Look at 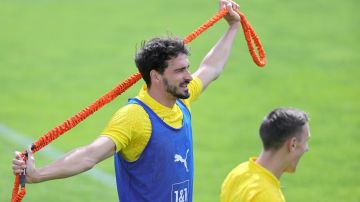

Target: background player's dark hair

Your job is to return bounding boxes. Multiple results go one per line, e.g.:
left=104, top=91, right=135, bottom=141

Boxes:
left=259, top=108, right=309, bottom=150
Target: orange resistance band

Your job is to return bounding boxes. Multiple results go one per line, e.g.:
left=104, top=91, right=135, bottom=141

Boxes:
left=11, top=7, right=266, bottom=202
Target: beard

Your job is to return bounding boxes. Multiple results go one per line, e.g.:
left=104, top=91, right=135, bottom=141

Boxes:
left=163, top=77, right=190, bottom=99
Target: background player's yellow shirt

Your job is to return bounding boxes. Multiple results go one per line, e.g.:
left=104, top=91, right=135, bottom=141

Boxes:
left=101, top=77, right=202, bottom=162
left=221, top=157, right=286, bottom=202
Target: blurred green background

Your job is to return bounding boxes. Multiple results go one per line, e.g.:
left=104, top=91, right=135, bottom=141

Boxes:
left=1, top=0, right=359, bottom=201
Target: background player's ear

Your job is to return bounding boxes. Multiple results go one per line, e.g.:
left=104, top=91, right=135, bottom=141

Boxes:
left=287, top=137, right=297, bottom=152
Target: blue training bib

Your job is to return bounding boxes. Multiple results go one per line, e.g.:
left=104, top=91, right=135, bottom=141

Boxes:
left=114, top=98, right=194, bottom=202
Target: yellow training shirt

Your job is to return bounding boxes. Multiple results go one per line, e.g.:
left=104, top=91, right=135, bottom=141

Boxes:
left=101, top=77, right=202, bottom=162
left=221, top=157, right=285, bottom=202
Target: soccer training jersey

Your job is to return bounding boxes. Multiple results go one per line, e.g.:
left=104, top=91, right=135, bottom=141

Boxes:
left=220, top=157, right=286, bottom=202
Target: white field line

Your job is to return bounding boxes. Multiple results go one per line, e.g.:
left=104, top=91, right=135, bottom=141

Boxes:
left=0, top=124, right=115, bottom=188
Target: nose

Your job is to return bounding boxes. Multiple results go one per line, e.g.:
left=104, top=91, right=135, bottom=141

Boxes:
left=185, top=69, right=193, bottom=82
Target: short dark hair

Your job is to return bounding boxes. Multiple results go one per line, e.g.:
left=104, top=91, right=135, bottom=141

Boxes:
left=259, top=108, right=309, bottom=151
left=134, top=37, right=189, bottom=87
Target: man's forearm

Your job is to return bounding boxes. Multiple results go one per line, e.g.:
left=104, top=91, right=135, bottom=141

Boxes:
left=25, top=136, right=116, bottom=183
left=194, top=23, right=240, bottom=89
left=201, top=24, right=240, bottom=72
left=29, top=146, right=96, bottom=183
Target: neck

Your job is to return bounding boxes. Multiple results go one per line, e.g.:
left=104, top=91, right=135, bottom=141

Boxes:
left=147, top=86, right=176, bottom=108
left=256, top=150, right=287, bottom=179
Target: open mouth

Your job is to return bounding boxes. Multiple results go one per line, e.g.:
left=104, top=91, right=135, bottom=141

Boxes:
left=180, top=81, right=189, bottom=89
left=180, top=84, right=188, bottom=91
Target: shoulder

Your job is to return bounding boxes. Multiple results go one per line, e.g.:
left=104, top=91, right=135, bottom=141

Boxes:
left=102, top=102, right=152, bottom=155
left=188, top=76, right=203, bottom=100
left=112, top=103, right=149, bottom=123
left=104, top=103, right=151, bottom=135
left=221, top=162, right=249, bottom=194
left=181, top=77, right=203, bottom=109
left=222, top=162, right=251, bottom=188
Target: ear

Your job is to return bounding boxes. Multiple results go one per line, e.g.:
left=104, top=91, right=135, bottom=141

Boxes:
left=287, top=137, right=297, bottom=152
left=150, top=69, right=161, bottom=83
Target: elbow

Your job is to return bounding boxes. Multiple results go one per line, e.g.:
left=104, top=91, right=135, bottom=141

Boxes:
left=210, top=68, right=223, bottom=82
left=76, top=148, right=97, bottom=172
left=213, top=70, right=222, bottom=80
left=201, top=65, right=224, bottom=81
left=82, top=157, right=97, bottom=171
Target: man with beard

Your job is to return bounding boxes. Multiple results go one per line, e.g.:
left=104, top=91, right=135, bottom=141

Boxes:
left=12, top=0, right=241, bottom=201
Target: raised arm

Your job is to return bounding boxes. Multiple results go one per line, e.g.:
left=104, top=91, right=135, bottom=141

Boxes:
left=192, top=0, right=241, bottom=91
left=12, top=136, right=116, bottom=183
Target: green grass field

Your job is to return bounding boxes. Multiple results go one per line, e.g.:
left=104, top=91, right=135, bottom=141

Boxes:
left=1, top=0, right=359, bottom=201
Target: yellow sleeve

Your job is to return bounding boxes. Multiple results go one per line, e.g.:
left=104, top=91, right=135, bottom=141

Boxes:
left=220, top=171, right=247, bottom=202
left=101, top=104, right=152, bottom=161
left=251, top=190, right=286, bottom=202
left=182, top=76, right=203, bottom=109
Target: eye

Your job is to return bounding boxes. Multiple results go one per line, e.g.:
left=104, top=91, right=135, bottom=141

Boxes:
left=175, top=66, right=188, bottom=73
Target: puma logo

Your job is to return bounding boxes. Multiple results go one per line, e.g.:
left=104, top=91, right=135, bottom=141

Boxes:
left=174, top=149, right=189, bottom=172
